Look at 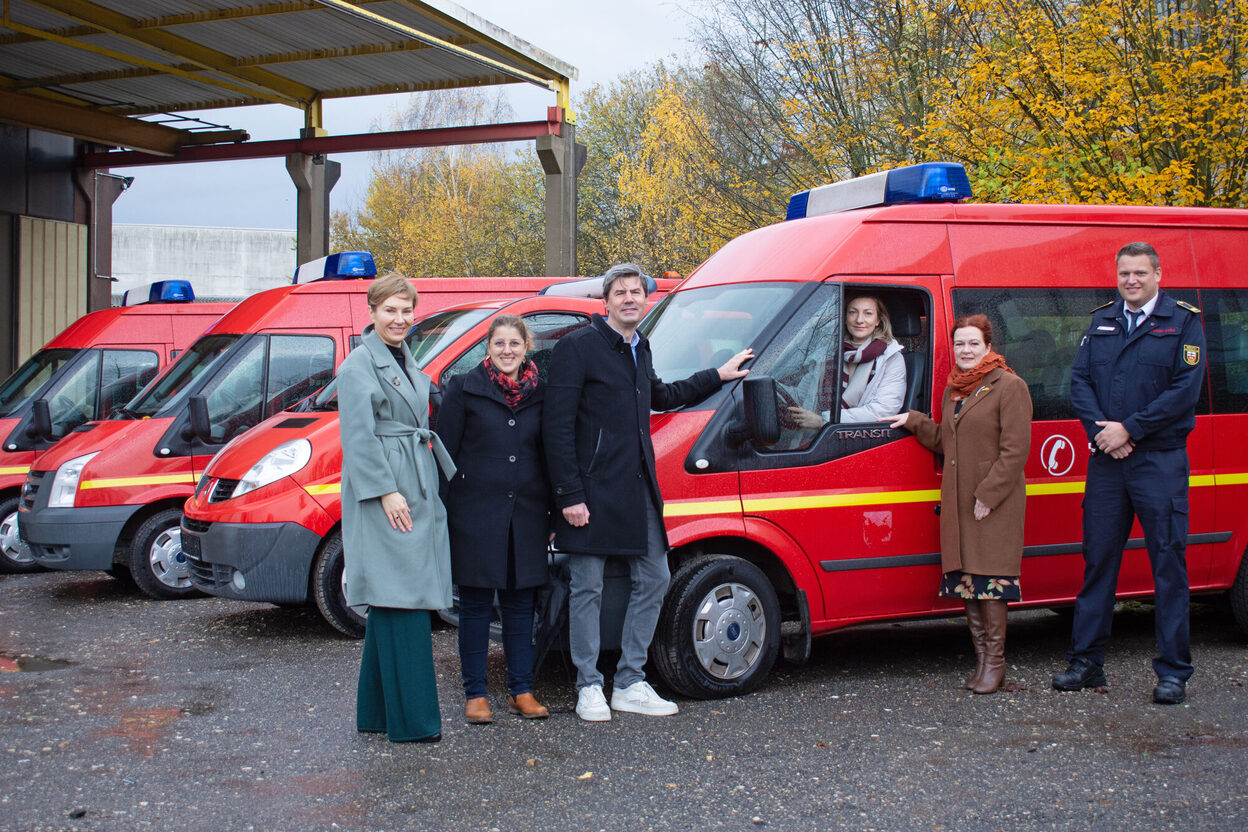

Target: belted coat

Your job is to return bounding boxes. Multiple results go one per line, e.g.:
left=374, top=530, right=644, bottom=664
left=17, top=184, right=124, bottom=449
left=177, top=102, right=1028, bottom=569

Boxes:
left=436, top=362, right=550, bottom=590
left=337, top=326, right=456, bottom=610
left=543, top=314, right=722, bottom=556
left=905, top=366, right=1033, bottom=577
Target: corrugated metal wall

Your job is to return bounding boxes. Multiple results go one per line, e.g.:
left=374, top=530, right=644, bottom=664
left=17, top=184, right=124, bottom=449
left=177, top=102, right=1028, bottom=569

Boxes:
left=16, top=216, right=87, bottom=362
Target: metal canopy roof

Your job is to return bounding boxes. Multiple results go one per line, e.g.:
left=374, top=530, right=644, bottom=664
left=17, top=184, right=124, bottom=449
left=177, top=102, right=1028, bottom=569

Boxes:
left=0, top=0, right=577, bottom=155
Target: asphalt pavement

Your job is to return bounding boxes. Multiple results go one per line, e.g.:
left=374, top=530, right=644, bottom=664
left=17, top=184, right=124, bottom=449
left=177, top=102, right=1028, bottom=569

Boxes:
left=2, top=568, right=1245, bottom=832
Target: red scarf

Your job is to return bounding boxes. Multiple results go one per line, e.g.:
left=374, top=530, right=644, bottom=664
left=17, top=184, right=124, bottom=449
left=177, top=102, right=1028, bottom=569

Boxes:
left=483, top=358, right=538, bottom=408
left=947, top=351, right=1015, bottom=400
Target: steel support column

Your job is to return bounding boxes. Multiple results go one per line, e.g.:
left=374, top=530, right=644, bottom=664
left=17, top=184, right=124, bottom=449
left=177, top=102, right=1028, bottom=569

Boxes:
left=285, top=147, right=340, bottom=266
left=536, top=123, right=585, bottom=278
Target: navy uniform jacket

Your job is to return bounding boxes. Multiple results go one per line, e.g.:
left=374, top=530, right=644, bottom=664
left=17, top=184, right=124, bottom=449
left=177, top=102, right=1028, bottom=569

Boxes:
left=543, top=314, right=722, bottom=556
left=1070, top=289, right=1206, bottom=452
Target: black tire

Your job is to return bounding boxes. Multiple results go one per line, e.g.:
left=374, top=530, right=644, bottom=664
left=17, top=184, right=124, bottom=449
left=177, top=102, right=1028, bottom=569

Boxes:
left=312, top=530, right=365, bottom=638
left=0, top=495, right=41, bottom=574
left=1230, top=549, right=1248, bottom=635
left=653, top=554, right=781, bottom=700
left=127, top=508, right=200, bottom=600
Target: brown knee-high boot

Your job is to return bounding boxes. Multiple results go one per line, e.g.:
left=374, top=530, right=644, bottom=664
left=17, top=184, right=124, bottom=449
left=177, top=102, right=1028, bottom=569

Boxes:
left=971, top=600, right=1008, bottom=694
left=963, top=599, right=987, bottom=689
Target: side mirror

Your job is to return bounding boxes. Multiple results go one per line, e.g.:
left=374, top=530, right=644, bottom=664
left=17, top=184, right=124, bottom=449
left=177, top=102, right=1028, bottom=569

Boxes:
left=186, top=396, right=212, bottom=443
left=28, top=399, right=53, bottom=440
left=742, top=375, right=781, bottom=446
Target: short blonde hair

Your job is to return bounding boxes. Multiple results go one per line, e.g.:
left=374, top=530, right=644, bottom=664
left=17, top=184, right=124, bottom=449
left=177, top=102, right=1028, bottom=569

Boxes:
left=367, top=272, right=417, bottom=309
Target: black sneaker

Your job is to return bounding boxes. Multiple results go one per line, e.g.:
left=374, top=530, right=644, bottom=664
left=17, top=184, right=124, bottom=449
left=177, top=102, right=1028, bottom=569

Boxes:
left=1152, top=676, right=1186, bottom=705
left=1052, top=658, right=1107, bottom=691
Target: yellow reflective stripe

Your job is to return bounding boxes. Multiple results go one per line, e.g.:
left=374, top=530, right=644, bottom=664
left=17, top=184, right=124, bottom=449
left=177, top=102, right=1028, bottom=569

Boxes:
left=0, top=466, right=30, bottom=476
left=1026, top=481, right=1084, bottom=496
left=666, top=471, right=1242, bottom=519
left=305, top=483, right=340, bottom=496
left=79, top=473, right=197, bottom=490
left=664, top=499, right=740, bottom=518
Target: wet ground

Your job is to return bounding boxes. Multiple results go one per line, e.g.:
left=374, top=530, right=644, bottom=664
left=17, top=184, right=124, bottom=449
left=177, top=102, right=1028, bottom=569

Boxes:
left=1, top=569, right=1245, bottom=832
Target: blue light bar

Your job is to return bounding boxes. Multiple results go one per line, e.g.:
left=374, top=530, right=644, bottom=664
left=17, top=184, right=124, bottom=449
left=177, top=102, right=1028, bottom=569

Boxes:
left=786, top=162, right=973, bottom=220
left=121, top=280, right=195, bottom=306
left=292, top=251, right=378, bottom=284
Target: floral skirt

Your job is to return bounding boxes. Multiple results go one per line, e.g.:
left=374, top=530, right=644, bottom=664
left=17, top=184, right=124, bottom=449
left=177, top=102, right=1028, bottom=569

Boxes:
left=939, top=571, right=1021, bottom=601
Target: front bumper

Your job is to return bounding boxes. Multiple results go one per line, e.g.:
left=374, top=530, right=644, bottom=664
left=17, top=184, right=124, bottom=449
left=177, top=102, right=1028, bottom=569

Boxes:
left=182, top=517, right=322, bottom=604
left=19, top=472, right=139, bottom=571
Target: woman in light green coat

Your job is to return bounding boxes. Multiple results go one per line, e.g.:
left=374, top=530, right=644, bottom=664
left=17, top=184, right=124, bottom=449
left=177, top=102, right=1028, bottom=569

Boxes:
left=337, top=272, right=455, bottom=743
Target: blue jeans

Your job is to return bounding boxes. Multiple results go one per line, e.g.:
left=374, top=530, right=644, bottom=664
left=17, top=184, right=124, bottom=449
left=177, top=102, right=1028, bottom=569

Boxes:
left=568, top=499, right=669, bottom=690
left=457, top=585, right=537, bottom=699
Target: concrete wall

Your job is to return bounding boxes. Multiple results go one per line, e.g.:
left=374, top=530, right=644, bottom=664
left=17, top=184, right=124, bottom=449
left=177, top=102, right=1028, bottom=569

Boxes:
left=111, top=224, right=297, bottom=303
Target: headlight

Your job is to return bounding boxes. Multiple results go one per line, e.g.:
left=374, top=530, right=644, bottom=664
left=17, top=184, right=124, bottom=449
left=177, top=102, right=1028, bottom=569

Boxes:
left=231, top=439, right=312, bottom=499
left=48, top=452, right=100, bottom=508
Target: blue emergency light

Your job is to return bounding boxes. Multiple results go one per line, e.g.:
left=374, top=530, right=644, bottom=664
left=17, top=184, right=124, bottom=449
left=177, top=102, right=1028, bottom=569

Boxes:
left=786, top=162, right=973, bottom=220
left=121, top=279, right=195, bottom=306
left=292, top=251, right=377, bottom=284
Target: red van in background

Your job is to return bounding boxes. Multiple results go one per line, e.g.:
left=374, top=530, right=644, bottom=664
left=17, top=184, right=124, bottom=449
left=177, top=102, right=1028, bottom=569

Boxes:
left=18, top=256, right=577, bottom=598
left=0, top=283, right=232, bottom=573
left=181, top=282, right=677, bottom=636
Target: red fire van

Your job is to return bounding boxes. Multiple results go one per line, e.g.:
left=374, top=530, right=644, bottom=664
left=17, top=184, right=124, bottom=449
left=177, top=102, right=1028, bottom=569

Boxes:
left=0, top=283, right=232, bottom=573
left=17, top=257, right=575, bottom=598
left=180, top=285, right=677, bottom=636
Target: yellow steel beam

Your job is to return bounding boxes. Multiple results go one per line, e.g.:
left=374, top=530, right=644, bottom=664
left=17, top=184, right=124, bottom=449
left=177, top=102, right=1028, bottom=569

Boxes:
left=0, top=73, right=102, bottom=107
left=234, top=36, right=474, bottom=68
left=1, top=16, right=299, bottom=107
left=312, top=0, right=559, bottom=91
left=305, top=96, right=323, bottom=133
left=397, top=0, right=573, bottom=84
left=135, top=0, right=391, bottom=29
left=25, top=0, right=316, bottom=104
left=0, top=88, right=186, bottom=154
left=0, top=23, right=97, bottom=47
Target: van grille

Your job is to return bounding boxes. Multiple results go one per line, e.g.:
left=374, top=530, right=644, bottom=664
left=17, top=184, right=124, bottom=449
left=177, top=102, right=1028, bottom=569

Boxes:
left=186, top=556, right=231, bottom=590
left=181, top=516, right=211, bottom=534
left=20, top=472, right=44, bottom=510
left=208, top=479, right=239, bottom=503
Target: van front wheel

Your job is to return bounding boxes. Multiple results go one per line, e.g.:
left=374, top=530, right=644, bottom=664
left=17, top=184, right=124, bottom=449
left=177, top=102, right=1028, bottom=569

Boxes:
left=653, top=555, right=781, bottom=700
left=312, top=531, right=365, bottom=638
left=0, top=496, right=40, bottom=574
left=1230, top=548, right=1248, bottom=635
left=128, top=508, right=200, bottom=600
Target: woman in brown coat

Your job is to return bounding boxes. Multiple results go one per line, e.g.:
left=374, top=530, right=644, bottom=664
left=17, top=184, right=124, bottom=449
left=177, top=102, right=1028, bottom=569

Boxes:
left=888, top=314, right=1032, bottom=693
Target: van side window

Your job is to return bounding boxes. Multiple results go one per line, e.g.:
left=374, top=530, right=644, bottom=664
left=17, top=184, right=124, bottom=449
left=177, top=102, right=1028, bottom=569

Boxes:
left=266, top=335, right=336, bottom=416
left=1204, top=289, right=1248, bottom=413
left=99, top=349, right=158, bottom=418
left=952, top=288, right=1208, bottom=421
left=750, top=285, right=929, bottom=453
left=438, top=313, right=590, bottom=386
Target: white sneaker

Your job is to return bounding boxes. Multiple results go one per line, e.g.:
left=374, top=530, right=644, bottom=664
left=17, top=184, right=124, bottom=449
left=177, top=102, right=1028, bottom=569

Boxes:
left=610, top=681, right=679, bottom=716
left=576, top=684, right=611, bottom=722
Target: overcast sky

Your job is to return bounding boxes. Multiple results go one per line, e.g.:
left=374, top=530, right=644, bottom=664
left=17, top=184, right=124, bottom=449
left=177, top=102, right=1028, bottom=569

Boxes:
left=112, top=0, right=696, bottom=230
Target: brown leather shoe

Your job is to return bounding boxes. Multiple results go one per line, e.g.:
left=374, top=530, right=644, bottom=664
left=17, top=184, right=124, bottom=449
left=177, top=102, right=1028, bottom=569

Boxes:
left=507, top=692, right=549, bottom=719
left=465, top=697, right=493, bottom=724
left=963, top=599, right=987, bottom=690
left=971, top=600, right=1008, bottom=695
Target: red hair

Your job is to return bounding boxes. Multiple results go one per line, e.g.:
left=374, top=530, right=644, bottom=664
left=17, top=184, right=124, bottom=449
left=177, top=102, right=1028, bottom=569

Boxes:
left=951, top=314, right=993, bottom=346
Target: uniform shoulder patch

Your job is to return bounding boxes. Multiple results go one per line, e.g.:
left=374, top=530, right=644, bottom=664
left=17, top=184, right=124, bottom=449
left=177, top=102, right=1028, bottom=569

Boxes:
left=1183, top=345, right=1201, bottom=365
left=1091, top=300, right=1115, bottom=313
left=1176, top=300, right=1201, bottom=313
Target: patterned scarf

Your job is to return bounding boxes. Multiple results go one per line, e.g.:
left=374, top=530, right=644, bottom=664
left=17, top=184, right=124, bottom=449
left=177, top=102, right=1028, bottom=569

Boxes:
left=947, top=351, right=1015, bottom=401
left=483, top=357, right=539, bottom=408
left=841, top=338, right=888, bottom=410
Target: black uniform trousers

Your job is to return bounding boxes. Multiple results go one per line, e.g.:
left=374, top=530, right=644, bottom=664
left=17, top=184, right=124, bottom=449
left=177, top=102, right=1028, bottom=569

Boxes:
left=1070, top=448, right=1193, bottom=681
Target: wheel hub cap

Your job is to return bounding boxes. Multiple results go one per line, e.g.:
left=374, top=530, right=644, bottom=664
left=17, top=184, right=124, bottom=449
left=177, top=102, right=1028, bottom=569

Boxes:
left=1, top=510, right=34, bottom=565
left=692, top=581, right=766, bottom=680
left=149, top=527, right=190, bottom=588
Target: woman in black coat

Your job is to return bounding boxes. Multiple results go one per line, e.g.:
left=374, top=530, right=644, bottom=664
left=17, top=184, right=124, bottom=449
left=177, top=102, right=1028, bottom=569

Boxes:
left=436, top=315, right=551, bottom=724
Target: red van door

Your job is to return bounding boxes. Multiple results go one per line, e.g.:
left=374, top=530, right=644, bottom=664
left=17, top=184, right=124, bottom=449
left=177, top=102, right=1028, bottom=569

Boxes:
left=737, top=278, right=943, bottom=626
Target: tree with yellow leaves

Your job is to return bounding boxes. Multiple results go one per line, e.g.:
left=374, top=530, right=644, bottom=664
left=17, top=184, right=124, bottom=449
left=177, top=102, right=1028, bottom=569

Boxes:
left=919, top=0, right=1248, bottom=206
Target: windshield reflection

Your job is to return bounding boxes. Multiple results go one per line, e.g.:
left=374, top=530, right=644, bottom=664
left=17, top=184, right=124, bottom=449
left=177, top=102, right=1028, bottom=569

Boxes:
left=128, top=334, right=241, bottom=418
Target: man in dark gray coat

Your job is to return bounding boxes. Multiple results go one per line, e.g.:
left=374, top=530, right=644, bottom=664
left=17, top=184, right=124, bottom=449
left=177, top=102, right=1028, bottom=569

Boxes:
left=544, top=264, right=751, bottom=721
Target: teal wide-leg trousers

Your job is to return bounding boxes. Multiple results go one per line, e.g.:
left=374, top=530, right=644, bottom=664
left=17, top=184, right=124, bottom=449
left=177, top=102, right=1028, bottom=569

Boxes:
left=356, top=607, right=442, bottom=742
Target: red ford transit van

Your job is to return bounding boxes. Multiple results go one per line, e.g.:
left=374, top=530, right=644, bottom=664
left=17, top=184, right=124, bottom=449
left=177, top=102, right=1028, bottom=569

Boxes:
left=0, top=283, right=231, bottom=573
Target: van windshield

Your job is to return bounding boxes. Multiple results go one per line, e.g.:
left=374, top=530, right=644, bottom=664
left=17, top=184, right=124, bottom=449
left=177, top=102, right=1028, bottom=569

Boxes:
left=640, top=283, right=801, bottom=382
left=409, top=308, right=494, bottom=368
left=127, top=334, right=241, bottom=418
left=0, top=348, right=78, bottom=417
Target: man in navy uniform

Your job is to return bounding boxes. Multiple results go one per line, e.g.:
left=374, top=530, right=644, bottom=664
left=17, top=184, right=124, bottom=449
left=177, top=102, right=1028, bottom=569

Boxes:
left=1053, top=242, right=1206, bottom=704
